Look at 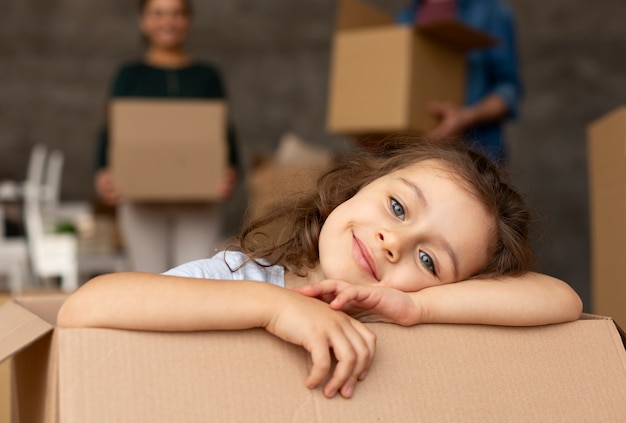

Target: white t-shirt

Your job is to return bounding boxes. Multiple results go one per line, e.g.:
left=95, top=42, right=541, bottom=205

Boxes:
left=163, top=250, right=285, bottom=288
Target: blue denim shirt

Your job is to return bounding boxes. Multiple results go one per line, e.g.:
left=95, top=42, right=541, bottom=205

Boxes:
left=397, top=0, right=522, bottom=163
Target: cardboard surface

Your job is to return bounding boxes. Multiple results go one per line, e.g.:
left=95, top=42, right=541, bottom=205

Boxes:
left=0, top=294, right=11, bottom=423
left=110, top=99, right=227, bottom=202
left=326, top=0, right=490, bottom=135
left=246, top=163, right=327, bottom=247
left=587, top=106, right=626, bottom=326
left=2, top=296, right=626, bottom=422
left=246, top=132, right=331, bottom=227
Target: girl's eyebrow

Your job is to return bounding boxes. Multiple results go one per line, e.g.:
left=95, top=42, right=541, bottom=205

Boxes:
left=399, top=177, right=428, bottom=209
left=399, top=177, right=459, bottom=280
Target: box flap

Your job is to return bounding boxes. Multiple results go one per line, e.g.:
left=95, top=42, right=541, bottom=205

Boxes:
left=0, top=300, right=53, bottom=363
left=580, top=313, right=626, bottom=346
left=418, top=19, right=496, bottom=50
left=335, top=0, right=393, bottom=30
left=14, top=294, right=68, bottom=325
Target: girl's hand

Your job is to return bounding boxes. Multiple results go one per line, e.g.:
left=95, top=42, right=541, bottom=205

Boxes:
left=265, top=291, right=376, bottom=399
left=298, top=280, right=423, bottom=327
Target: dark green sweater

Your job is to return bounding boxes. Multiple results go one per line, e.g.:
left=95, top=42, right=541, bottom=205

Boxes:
left=96, top=61, right=239, bottom=170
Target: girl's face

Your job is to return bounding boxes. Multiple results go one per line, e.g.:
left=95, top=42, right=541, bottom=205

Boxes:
left=139, top=0, right=191, bottom=50
left=317, top=159, right=494, bottom=291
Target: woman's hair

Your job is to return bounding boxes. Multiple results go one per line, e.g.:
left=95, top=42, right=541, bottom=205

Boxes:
left=238, top=135, right=533, bottom=279
left=138, top=0, right=193, bottom=16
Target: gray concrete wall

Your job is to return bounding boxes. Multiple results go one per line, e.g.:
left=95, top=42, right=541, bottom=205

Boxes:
left=2, top=0, right=625, bottom=310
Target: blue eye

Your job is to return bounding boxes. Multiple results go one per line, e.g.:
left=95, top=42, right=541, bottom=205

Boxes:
left=419, top=251, right=436, bottom=274
left=390, top=198, right=405, bottom=220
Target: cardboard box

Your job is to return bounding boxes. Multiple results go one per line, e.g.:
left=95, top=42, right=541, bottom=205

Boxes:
left=0, top=293, right=11, bottom=423
left=2, top=295, right=626, bottom=422
left=587, top=106, right=626, bottom=326
left=245, top=132, right=332, bottom=238
left=247, top=163, right=323, bottom=221
left=110, top=99, right=227, bottom=202
left=246, top=162, right=327, bottom=248
left=326, top=0, right=494, bottom=135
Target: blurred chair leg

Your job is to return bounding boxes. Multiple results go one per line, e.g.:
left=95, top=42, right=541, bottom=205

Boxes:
left=61, top=264, right=79, bottom=293
left=8, top=263, right=22, bottom=294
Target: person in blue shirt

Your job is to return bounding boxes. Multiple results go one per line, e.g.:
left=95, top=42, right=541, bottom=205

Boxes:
left=397, top=0, right=522, bottom=164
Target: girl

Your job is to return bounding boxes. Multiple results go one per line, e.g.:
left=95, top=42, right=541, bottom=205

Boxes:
left=59, top=137, right=582, bottom=400
left=94, top=0, right=239, bottom=273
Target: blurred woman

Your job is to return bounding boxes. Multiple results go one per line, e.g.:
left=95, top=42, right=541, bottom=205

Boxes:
left=95, top=0, right=240, bottom=273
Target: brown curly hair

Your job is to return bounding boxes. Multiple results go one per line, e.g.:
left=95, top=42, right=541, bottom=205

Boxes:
left=238, top=135, right=533, bottom=280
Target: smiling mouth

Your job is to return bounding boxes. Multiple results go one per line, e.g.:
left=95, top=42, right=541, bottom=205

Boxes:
left=352, top=235, right=379, bottom=281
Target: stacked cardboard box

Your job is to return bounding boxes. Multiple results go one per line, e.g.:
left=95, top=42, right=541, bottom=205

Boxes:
left=2, top=295, right=626, bottom=422
left=587, top=106, right=626, bottom=326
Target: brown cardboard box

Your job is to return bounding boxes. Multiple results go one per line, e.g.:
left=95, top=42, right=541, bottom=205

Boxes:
left=246, top=162, right=327, bottom=247
left=110, top=99, right=227, bottom=202
left=587, top=106, right=626, bottom=326
left=2, top=295, right=626, bottom=422
left=247, top=164, right=323, bottom=220
left=0, top=293, right=11, bottom=423
left=245, top=132, right=332, bottom=234
left=326, top=0, right=494, bottom=135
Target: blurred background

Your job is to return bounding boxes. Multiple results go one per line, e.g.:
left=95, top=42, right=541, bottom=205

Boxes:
left=1, top=0, right=625, bottom=310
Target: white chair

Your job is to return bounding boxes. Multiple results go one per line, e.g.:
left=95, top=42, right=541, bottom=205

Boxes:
left=41, top=149, right=93, bottom=228
left=0, top=205, right=31, bottom=293
left=0, top=144, right=46, bottom=293
left=0, top=143, right=48, bottom=203
left=22, top=182, right=79, bottom=292
left=42, top=148, right=63, bottom=207
left=2, top=144, right=125, bottom=292
left=39, top=148, right=128, bottom=283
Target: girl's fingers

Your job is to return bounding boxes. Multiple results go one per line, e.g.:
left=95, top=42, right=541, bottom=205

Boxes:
left=322, top=337, right=356, bottom=398
left=325, top=323, right=376, bottom=398
left=329, top=287, right=360, bottom=310
left=305, top=340, right=332, bottom=390
left=296, top=284, right=322, bottom=296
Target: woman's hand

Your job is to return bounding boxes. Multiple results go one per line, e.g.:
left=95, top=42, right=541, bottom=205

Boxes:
left=426, top=101, right=472, bottom=140
left=217, top=166, right=237, bottom=199
left=426, top=94, right=509, bottom=140
left=298, top=280, right=424, bottom=327
left=265, top=291, right=376, bottom=399
left=94, top=168, right=121, bottom=205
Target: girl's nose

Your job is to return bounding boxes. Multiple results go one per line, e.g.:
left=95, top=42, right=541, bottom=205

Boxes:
left=377, top=230, right=401, bottom=263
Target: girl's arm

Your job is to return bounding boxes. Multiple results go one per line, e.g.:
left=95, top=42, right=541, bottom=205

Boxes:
left=298, top=272, right=583, bottom=327
left=58, top=272, right=376, bottom=399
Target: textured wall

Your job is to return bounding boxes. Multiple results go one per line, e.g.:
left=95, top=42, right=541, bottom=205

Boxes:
left=1, top=0, right=625, bottom=309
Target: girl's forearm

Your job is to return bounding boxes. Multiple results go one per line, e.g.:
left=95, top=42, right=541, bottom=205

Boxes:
left=412, top=272, right=583, bottom=326
left=57, top=272, right=284, bottom=331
